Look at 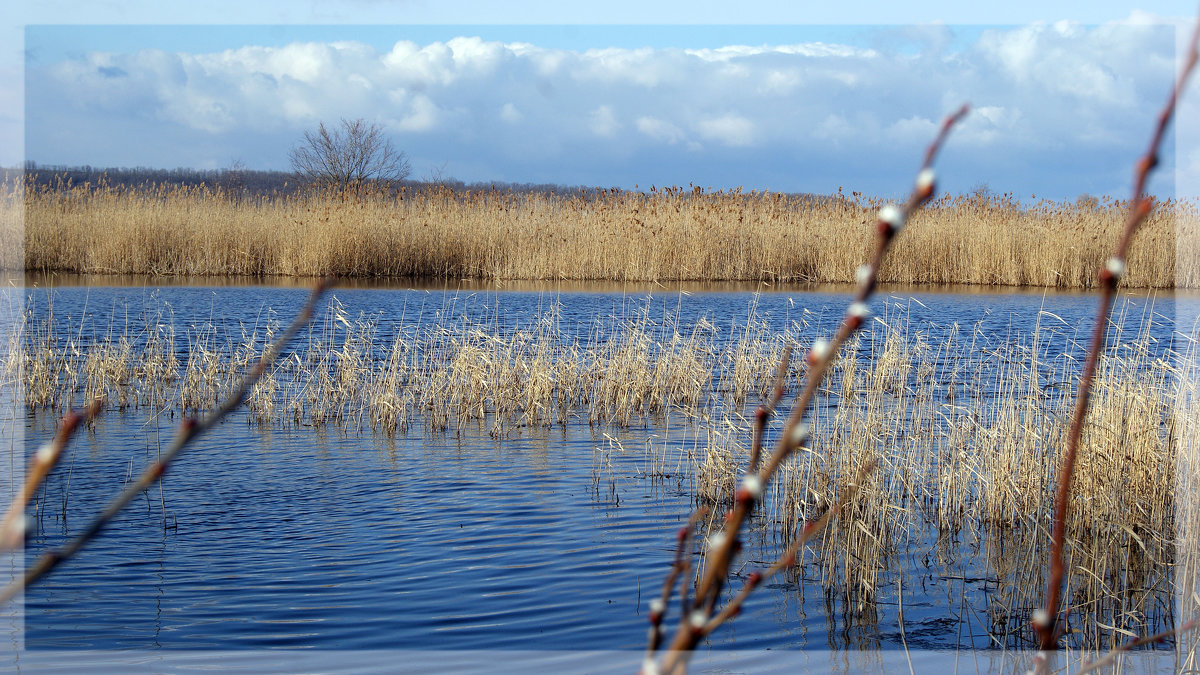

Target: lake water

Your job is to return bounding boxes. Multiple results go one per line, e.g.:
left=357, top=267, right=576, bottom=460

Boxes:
left=5, top=279, right=1198, bottom=672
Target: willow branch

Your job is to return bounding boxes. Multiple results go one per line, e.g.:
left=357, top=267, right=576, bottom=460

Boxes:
left=644, top=506, right=708, bottom=661
left=1076, top=617, right=1199, bottom=675
left=0, top=398, right=103, bottom=551
left=1035, top=18, right=1200, bottom=654
left=0, top=278, right=332, bottom=605
left=748, top=346, right=791, bottom=474
left=653, top=104, right=969, bottom=674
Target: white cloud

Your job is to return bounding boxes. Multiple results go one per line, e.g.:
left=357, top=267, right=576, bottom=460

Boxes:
left=636, top=117, right=686, bottom=144
left=25, top=18, right=1185, bottom=199
left=760, top=69, right=802, bottom=95
left=885, top=116, right=938, bottom=145
left=391, top=93, right=439, bottom=132
left=973, top=20, right=1164, bottom=108
left=589, top=105, right=619, bottom=137
left=815, top=114, right=853, bottom=141
left=694, top=115, right=756, bottom=147
left=575, top=46, right=666, bottom=88
left=500, top=102, right=522, bottom=124
left=684, top=43, right=877, bottom=62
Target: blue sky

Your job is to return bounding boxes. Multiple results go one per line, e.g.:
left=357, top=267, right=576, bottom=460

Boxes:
left=5, top=2, right=1199, bottom=200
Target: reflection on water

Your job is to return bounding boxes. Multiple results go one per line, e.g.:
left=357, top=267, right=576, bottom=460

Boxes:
left=7, top=282, right=1198, bottom=661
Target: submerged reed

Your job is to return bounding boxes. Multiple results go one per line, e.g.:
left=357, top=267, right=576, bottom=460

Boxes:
left=7, top=268, right=1193, bottom=659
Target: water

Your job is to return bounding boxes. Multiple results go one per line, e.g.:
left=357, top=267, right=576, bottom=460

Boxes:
left=6, top=280, right=1198, bottom=671
left=23, top=422, right=680, bottom=651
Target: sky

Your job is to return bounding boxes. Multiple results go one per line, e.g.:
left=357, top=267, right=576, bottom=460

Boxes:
left=5, top=2, right=1200, bottom=201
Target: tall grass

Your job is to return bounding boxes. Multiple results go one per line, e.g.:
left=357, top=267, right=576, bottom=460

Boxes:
left=1, top=177, right=19, bottom=275
left=20, top=177, right=1194, bottom=288
left=14, top=294, right=743, bottom=434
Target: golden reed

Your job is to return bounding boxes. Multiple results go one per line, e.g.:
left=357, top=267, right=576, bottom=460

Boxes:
left=19, top=178, right=1195, bottom=288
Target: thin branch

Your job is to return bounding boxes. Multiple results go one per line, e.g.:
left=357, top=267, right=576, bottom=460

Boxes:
left=1076, top=617, right=1199, bottom=675
left=748, top=346, right=791, bottom=474
left=0, top=398, right=103, bottom=551
left=652, top=104, right=969, bottom=674
left=697, top=459, right=877, bottom=638
left=644, top=506, right=708, bottom=660
left=0, top=278, right=333, bottom=605
left=1035, top=17, right=1200, bottom=654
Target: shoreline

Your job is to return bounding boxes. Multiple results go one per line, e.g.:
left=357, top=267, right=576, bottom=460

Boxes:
left=14, top=271, right=1199, bottom=298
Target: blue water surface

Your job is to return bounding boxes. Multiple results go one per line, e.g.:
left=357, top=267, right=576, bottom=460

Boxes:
left=10, top=279, right=1197, bottom=665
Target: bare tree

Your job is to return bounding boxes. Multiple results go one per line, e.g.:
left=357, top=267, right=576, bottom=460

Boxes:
left=289, top=118, right=411, bottom=192
left=220, top=158, right=247, bottom=201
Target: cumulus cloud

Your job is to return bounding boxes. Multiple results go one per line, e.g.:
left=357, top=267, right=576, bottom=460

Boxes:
left=636, top=116, right=685, bottom=144
left=694, top=114, right=756, bottom=147
left=25, top=18, right=1185, bottom=199
left=500, top=102, right=522, bottom=124
left=589, top=105, right=619, bottom=137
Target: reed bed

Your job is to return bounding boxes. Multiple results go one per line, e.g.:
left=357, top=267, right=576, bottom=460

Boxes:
left=11, top=289, right=1188, bottom=651
left=1, top=179, right=20, bottom=274
left=1178, top=333, right=1200, bottom=669
left=679, top=296, right=1186, bottom=655
left=19, top=177, right=1194, bottom=288
left=15, top=294, right=731, bottom=436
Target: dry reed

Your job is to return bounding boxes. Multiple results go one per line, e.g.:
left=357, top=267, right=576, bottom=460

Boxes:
left=1179, top=343, right=1200, bottom=671
left=19, top=176, right=1193, bottom=288
left=686, top=303, right=1189, bottom=654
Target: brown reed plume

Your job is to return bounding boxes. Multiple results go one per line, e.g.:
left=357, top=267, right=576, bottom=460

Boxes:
left=0, top=278, right=332, bottom=605
left=1033, top=14, right=1200, bottom=664
left=643, top=104, right=968, bottom=675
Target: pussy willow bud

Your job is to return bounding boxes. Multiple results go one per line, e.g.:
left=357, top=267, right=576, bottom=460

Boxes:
left=878, top=204, right=905, bottom=233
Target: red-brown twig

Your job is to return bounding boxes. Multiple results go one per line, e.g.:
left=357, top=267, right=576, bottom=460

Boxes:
left=647, top=104, right=968, bottom=675
left=696, top=458, right=877, bottom=640
left=0, top=277, right=332, bottom=605
left=644, top=506, right=708, bottom=663
left=747, top=346, right=791, bottom=474
left=1034, top=17, right=1200, bottom=659
left=1076, top=617, right=1199, bottom=675
left=0, top=398, right=104, bottom=551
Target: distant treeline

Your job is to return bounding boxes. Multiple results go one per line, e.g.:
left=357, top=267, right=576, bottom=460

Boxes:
left=12, top=162, right=300, bottom=197
left=7, top=162, right=723, bottom=201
